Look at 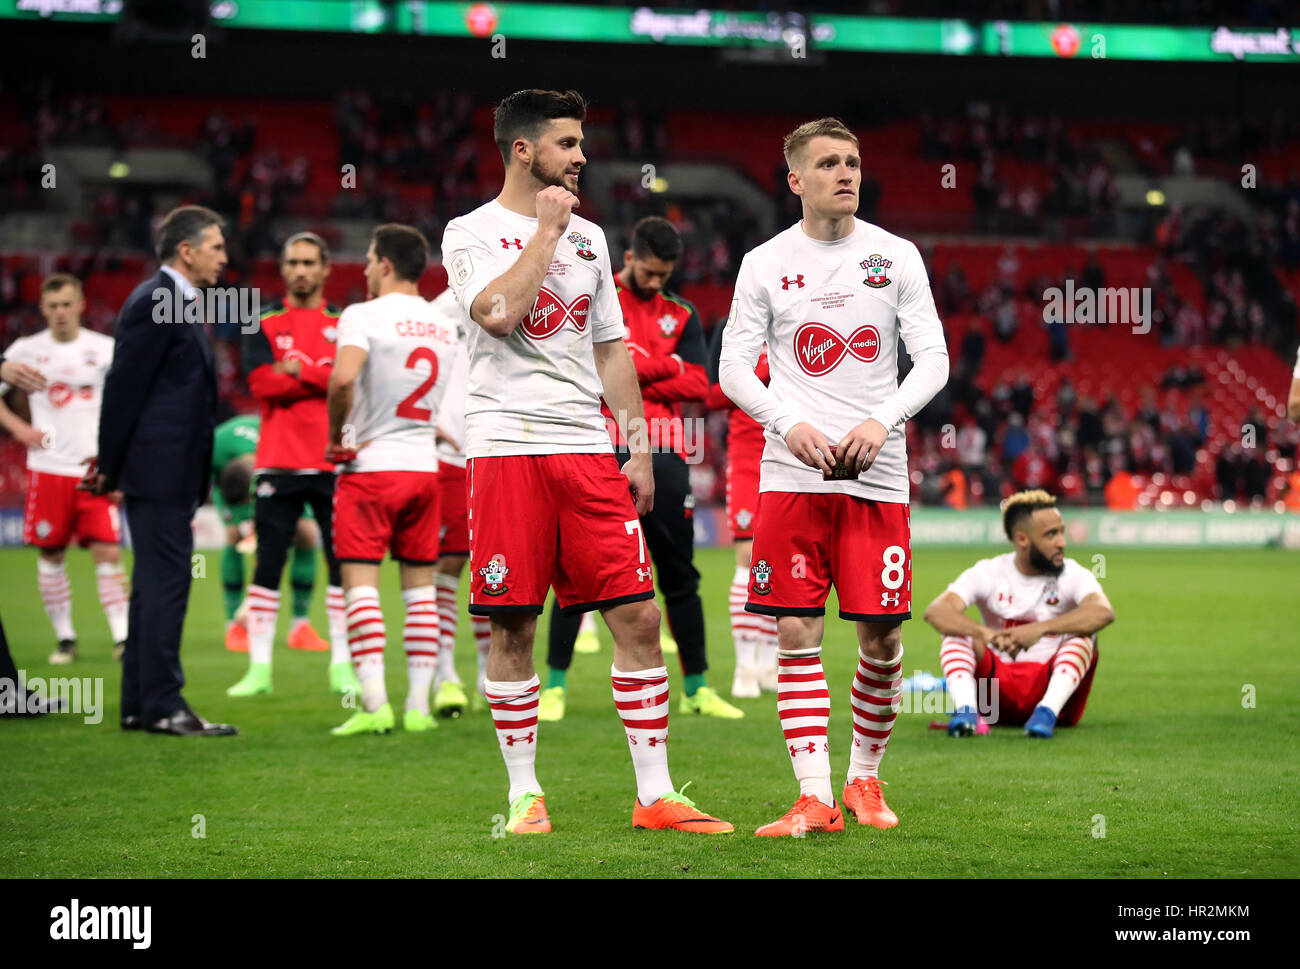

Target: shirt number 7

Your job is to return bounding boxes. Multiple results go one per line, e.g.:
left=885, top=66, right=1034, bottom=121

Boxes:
left=624, top=519, right=645, bottom=563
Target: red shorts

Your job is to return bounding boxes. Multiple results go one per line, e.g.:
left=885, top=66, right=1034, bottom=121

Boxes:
left=333, top=470, right=441, bottom=564
left=747, top=491, right=911, bottom=622
left=437, top=463, right=469, bottom=558
left=24, top=470, right=121, bottom=548
left=725, top=452, right=761, bottom=541
left=977, top=640, right=1099, bottom=727
left=467, top=453, right=655, bottom=616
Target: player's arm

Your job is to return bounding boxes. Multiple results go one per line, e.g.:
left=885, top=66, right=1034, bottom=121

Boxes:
left=1288, top=371, right=1300, bottom=422
left=1030, top=591, right=1115, bottom=638
left=719, top=256, right=834, bottom=474
left=593, top=338, right=654, bottom=516
left=923, top=591, right=998, bottom=648
left=837, top=241, right=950, bottom=474
left=0, top=391, right=43, bottom=447
left=242, top=319, right=313, bottom=402
left=466, top=188, right=578, bottom=338
left=326, top=344, right=367, bottom=452
left=641, top=300, right=709, bottom=404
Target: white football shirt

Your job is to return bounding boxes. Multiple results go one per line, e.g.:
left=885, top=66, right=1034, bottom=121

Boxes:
left=0, top=328, right=114, bottom=477
left=430, top=288, right=468, bottom=470
left=440, top=200, right=625, bottom=457
left=719, top=219, right=948, bottom=502
left=335, top=292, right=458, bottom=474
left=945, top=552, right=1106, bottom=664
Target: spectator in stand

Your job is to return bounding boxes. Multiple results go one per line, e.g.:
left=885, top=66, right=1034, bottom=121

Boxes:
left=1104, top=466, right=1140, bottom=510
left=1215, top=443, right=1243, bottom=501
left=1002, top=412, right=1030, bottom=464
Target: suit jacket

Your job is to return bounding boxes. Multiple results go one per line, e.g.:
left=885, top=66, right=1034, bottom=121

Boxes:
left=98, top=269, right=218, bottom=507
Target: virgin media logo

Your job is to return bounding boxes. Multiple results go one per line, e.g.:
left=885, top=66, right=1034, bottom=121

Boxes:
left=793, top=322, right=880, bottom=376
left=523, top=287, right=591, bottom=339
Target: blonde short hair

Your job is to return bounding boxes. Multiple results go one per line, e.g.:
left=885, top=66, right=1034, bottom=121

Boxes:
left=782, top=118, right=859, bottom=170
left=1001, top=489, right=1059, bottom=541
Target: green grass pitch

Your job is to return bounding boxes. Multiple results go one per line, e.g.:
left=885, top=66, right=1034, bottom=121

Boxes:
left=0, top=544, right=1295, bottom=878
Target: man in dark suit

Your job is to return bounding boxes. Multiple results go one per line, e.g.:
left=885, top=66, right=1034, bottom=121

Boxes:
left=86, top=205, right=237, bottom=736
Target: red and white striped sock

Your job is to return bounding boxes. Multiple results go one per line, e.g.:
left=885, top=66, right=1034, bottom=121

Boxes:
left=1041, top=636, right=1095, bottom=715
left=940, top=635, right=979, bottom=711
left=245, top=584, right=279, bottom=666
left=611, top=665, right=674, bottom=804
left=94, top=562, right=129, bottom=643
left=729, top=566, right=758, bottom=672
left=326, top=585, right=349, bottom=665
left=472, top=613, right=491, bottom=692
left=434, top=573, right=461, bottom=684
left=401, top=586, right=438, bottom=715
left=484, top=675, right=542, bottom=801
left=37, top=558, right=75, bottom=641
left=777, top=647, right=833, bottom=806
left=345, top=585, right=387, bottom=712
left=847, top=647, right=903, bottom=781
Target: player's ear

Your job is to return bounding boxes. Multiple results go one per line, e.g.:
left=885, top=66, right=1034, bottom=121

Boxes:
left=787, top=167, right=803, bottom=197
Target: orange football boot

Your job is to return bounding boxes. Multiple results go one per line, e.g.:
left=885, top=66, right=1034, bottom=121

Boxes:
left=506, top=793, right=551, bottom=834
left=633, top=785, right=734, bottom=834
left=225, top=621, right=249, bottom=653
left=754, top=794, right=844, bottom=837
left=842, top=777, right=899, bottom=829
left=287, top=620, right=329, bottom=651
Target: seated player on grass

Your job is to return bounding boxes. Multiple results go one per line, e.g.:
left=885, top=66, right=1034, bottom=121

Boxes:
left=923, top=489, right=1115, bottom=738
left=212, top=417, right=343, bottom=684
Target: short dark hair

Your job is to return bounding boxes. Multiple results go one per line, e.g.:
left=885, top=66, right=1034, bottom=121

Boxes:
left=281, top=231, right=330, bottom=265
left=493, top=89, right=587, bottom=166
left=156, top=205, right=224, bottom=262
left=630, top=217, right=682, bottom=262
left=371, top=223, right=429, bottom=283
left=40, top=272, right=82, bottom=296
left=1001, top=489, right=1058, bottom=542
left=218, top=456, right=254, bottom=507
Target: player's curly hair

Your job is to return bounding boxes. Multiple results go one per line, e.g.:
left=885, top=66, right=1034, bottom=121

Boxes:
left=219, top=457, right=254, bottom=507
left=782, top=118, right=859, bottom=170
left=1001, top=489, right=1058, bottom=541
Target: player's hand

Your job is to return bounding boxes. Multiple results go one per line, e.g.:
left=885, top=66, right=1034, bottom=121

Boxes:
left=325, top=443, right=358, bottom=464
left=15, top=425, right=46, bottom=448
left=535, top=185, right=580, bottom=238
left=275, top=358, right=302, bottom=377
left=0, top=359, right=46, bottom=393
left=973, top=625, right=999, bottom=649
left=622, top=453, right=655, bottom=516
left=784, top=422, right=836, bottom=475
left=434, top=424, right=461, bottom=453
left=78, top=457, right=111, bottom=496
left=991, top=624, right=1039, bottom=657
left=836, top=418, right=889, bottom=475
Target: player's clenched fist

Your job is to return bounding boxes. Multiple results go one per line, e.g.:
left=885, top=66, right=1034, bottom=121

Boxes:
left=621, top=453, right=655, bottom=516
left=784, top=421, right=836, bottom=475
left=536, top=186, right=579, bottom=237
left=836, top=418, right=889, bottom=475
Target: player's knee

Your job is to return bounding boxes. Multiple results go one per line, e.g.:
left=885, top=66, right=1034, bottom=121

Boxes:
left=858, top=621, right=902, bottom=660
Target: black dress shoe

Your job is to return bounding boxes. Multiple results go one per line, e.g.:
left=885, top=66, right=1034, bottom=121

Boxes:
left=121, top=714, right=143, bottom=730
left=145, top=708, right=238, bottom=737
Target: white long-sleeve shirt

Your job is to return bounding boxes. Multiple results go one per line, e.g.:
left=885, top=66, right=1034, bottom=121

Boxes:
left=719, top=218, right=948, bottom=502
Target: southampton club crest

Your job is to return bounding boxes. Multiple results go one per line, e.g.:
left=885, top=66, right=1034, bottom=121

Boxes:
left=658, top=313, right=678, bottom=337
left=1045, top=580, right=1060, bottom=606
left=861, top=253, right=892, bottom=288
left=750, top=558, right=773, bottom=596
left=478, top=556, right=510, bottom=596
left=567, top=231, right=596, bottom=261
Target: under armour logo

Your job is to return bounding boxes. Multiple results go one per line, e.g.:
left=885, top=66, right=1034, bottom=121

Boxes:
left=997, top=592, right=1014, bottom=604
left=880, top=592, right=900, bottom=607
left=789, top=742, right=818, bottom=756
left=647, top=735, right=667, bottom=747
left=504, top=731, right=535, bottom=746
left=781, top=275, right=805, bottom=290
left=636, top=567, right=652, bottom=582
left=500, top=238, right=523, bottom=249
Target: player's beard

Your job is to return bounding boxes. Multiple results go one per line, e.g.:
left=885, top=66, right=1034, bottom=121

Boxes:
left=1028, top=543, right=1065, bottom=576
left=530, top=155, right=575, bottom=192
